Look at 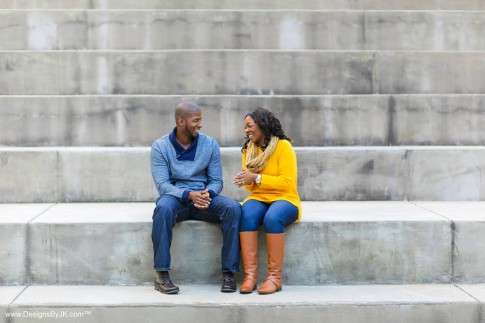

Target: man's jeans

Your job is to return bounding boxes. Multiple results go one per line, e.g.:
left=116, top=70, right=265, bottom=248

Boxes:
left=152, top=194, right=241, bottom=273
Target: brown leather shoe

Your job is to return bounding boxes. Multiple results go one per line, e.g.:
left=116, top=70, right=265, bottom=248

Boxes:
left=154, top=271, right=179, bottom=295
left=239, top=231, right=258, bottom=294
left=258, top=233, right=284, bottom=295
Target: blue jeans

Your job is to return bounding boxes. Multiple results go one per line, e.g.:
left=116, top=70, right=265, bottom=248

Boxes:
left=152, top=194, right=241, bottom=273
left=240, top=199, right=298, bottom=233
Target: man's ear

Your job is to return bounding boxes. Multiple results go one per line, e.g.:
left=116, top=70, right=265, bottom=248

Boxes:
left=175, top=116, right=185, bottom=127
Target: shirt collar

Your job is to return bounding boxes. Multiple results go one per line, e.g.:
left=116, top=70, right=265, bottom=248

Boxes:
left=169, top=128, right=199, bottom=161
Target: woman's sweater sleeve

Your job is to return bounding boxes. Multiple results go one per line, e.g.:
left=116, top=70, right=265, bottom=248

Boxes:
left=259, top=141, right=297, bottom=192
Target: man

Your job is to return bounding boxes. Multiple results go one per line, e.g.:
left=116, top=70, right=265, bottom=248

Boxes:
left=151, top=101, right=241, bottom=294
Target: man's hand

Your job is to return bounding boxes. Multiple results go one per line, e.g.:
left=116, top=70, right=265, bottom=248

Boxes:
left=233, top=170, right=257, bottom=187
left=189, top=189, right=211, bottom=209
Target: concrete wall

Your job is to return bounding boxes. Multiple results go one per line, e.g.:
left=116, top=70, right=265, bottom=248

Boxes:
left=1, top=95, right=484, bottom=147
left=1, top=147, right=485, bottom=202
left=2, top=11, right=485, bottom=50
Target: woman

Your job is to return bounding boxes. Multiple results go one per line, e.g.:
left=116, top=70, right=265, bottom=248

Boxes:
left=233, top=107, right=301, bottom=295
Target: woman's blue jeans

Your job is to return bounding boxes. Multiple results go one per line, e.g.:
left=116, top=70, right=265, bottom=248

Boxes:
left=240, top=199, right=298, bottom=233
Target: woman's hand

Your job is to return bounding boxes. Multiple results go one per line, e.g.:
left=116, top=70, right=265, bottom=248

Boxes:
left=233, top=170, right=258, bottom=187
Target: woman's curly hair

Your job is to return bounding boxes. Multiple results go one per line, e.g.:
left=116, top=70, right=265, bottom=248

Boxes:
left=242, top=107, right=291, bottom=151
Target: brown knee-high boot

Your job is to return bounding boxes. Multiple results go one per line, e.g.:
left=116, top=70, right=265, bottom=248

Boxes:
left=258, top=233, right=284, bottom=294
left=239, top=231, right=258, bottom=294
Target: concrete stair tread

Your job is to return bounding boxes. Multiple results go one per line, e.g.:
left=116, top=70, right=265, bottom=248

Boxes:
left=2, top=51, right=485, bottom=96
left=1, top=201, right=484, bottom=286
left=2, top=202, right=485, bottom=224
left=1, top=284, right=483, bottom=323
left=1, top=94, right=485, bottom=147
left=1, top=146, right=485, bottom=202
left=1, top=0, right=485, bottom=10
left=4, top=284, right=480, bottom=306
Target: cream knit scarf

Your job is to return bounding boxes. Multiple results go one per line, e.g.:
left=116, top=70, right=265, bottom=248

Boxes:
left=245, top=136, right=279, bottom=173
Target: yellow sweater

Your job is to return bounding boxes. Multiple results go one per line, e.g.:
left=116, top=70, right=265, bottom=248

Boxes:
left=241, top=139, right=302, bottom=222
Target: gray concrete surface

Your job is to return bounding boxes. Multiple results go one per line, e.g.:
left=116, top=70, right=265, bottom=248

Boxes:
left=457, top=284, right=485, bottom=323
left=0, top=204, right=53, bottom=285
left=24, top=202, right=452, bottom=285
left=2, top=51, right=485, bottom=95
left=0, top=51, right=373, bottom=95
left=2, top=147, right=485, bottom=202
left=6, top=285, right=480, bottom=323
left=1, top=0, right=485, bottom=9
left=0, top=286, right=26, bottom=323
left=414, top=202, right=485, bottom=283
left=2, top=11, right=485, bottom=50
left=0, top=149, right=59, bottom=203
left=1, top=95, right=484, bottom=147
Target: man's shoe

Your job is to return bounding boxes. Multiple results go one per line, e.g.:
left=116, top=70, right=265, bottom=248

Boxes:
left=220, top=272, right=237, bottom=293
left=154, top=271, right=179, bottom=295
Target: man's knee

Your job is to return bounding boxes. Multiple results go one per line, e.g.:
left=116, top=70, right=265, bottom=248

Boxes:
left=225, top=203, right=242, bottom=222
left=214, top=196, right=241, bottom=219
left=154, top=196, right=180, bottom=222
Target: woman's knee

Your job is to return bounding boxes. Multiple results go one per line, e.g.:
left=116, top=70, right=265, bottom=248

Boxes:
left=262, top=214, right=286, bottom=233
left=263, top=202, right=298, bottom=233
left=240, top=201, right=265, bottom=231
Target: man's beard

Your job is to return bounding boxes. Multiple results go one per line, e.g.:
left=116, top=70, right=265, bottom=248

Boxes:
left=184, top=126, right=197, bottom=139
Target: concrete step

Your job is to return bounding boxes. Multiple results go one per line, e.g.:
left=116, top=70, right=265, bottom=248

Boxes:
left=1, top=284, right=483, bottom=323
left=1, top=95, right=485, bottom=147
left=2, top=202, right=485, bottom=285
left=2, top=10, right=485, bottom=50
left=1, top=51, right=485, bottom=95
left=1, top=0, right=485, bottom=9
left=1, top=146, right=484, bottom=203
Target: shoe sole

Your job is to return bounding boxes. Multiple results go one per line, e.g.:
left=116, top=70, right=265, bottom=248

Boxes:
left=239, top=286, right=257, bottom=294
left=257, top=287, right=282, bottom=295
left=154, top=283, right=179, bottom=295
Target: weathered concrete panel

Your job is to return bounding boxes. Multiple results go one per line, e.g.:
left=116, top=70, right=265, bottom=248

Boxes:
left=58, top=148, right=155, bottom=202
left=2, top=95, right=485, bottom=146
left=0, top=204, right=53, bottom=285
left=3, top=11, right=485, bottom=50
left=297, top=147, right=408, bottom=200
left=376, top=52, right=485, bottom=94
left=8, top=285, right=480, bottom=323
left=0, top=286, right=25, bottom=323
left=0, top=149, right=59, bottom=203
left=1, top=0, right=485, bottom=9
left=28, top=202, right=451, bottom=285
left=0, top=51, right=375, bottom=95
left=407, top=148, right=485, bottom=200
left=1, top=147, right=485, bottom=202
left=415, top=202, right=485, bottom=283
left=0, top=95, right=390, bottom=146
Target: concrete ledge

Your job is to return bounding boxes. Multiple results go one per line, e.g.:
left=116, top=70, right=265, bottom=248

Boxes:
left=0, top=204, right=53, bottom=285
left=23, top=202, right=452, bottom=285
left=2, top=11, right=485, bottom=50
left=1, top=95, right=485, bottom=146
left=2, top=51, right=485, bottom=95
left=5, top=285, right=480, bottom=323
left=1, top=0, right=485, bottom=9
left=0, top=286, right=25, bottom=323
left=414, top=202, right=485, bottom=283
left=1, top=146, right=485, bottom=202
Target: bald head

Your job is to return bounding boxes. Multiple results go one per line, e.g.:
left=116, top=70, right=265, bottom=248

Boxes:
left=174, top=101, right=203, bottom=138
left=175, top=101, right=201, bottom=121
